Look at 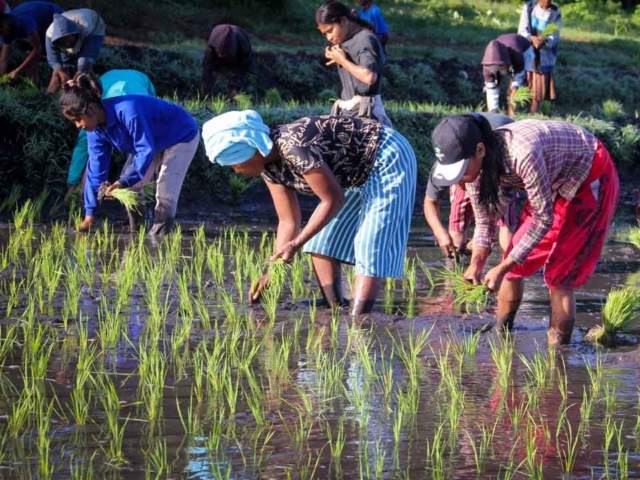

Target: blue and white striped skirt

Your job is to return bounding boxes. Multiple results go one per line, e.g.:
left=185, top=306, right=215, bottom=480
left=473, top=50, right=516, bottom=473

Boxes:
left=303, top=127, right=417, bottom=277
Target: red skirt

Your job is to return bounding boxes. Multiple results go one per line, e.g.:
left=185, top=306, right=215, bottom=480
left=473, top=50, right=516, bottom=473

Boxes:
left=504, top=141, right=619, bottom=289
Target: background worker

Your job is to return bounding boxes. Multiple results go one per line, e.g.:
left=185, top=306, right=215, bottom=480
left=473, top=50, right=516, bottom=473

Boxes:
left=481, top=33, right=530, bottom=116
left=0, top=1, right=63, bottom=82
left=45, top=8, right=105, bottom=93
left=201, top=23, right=253, bottom=98
left=356, top=0, right=389, bottom=60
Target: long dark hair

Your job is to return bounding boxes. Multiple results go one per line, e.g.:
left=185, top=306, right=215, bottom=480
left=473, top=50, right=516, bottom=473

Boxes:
left=471, top=114, right=508, bottom=214
left=59, top=72, right=103, bottom=117
left=315, top=1, right=375, bottom=32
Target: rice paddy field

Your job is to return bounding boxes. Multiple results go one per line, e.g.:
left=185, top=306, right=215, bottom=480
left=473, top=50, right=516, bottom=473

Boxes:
left=0, top=197, right=639, bottom=479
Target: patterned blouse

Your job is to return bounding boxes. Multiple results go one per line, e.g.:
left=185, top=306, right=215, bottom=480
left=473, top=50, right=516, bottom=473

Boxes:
left=467, top=119, right=598, bottom=264
left=262, top=115, right=383, bottom=195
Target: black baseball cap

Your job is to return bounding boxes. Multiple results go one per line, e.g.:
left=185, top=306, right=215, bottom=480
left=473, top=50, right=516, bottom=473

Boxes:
left=431, top=115, right=483, bottom=188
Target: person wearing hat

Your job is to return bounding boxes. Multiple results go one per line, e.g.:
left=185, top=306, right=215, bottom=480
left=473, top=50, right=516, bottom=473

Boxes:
left=202, top=110, right=417, bottom=316
left=0, top=1, right=63, bottom=82
left=202, top=24, right=253, bottom=98
left=423, top=112, right=518, bottom=258
left=431, top=114, right=618, bottom=344
left=45, top=8, right=105, bottom=93
left=481, top=33, right=530, bottom=117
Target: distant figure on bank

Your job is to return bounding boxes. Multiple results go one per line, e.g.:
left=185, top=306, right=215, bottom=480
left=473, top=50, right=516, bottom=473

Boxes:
left=481, top=33, right=530, bottom=117
left=60, top=72, right=199, bottom=235
left=202, top=24, right=253, bottom=98
left=356, top=0, right=389, bottom=59
left=65, top=70, right=156, bottom=231
left=316, top=1, right=391, bottom=125
left=202, top=110, right=416, bottom=316
left=424, top=112, right=517, bottom=258
left=518, top=0, right=562, bottom=113
left=430, top=115, right=618, bottom=345
left=0, top=1, right=63, bottom=82
left=45, top=8, right=105, bottom=93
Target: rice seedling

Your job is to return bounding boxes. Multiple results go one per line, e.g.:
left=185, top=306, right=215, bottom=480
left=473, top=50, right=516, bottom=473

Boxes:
left=8, top=386, right=35, bottom=437
left=373, top=438, right=387, bottom=479
left=13, top=199, right=36, bottom=230
left=4, top=272, right=23, bottom=319
left=392, top=326, right=432, bottom=388
left=586, top=287, right=639, bottom=345
left=327, top=418, right=347, bottom=463
left=425, top=420, right=447, bottom=475
left=100, top=376, right=129, bottom=465
left=450, top=328, right=481, bottom=362
left=556, top=405, right=582, bottom=475
left=603, top=383, right=617, bottom=418
left=144, top=438, right=171, bottom=478
left=512, top=86, right=533, bottom=109
left=518, top=343, right=548, bottom=389
left=405, top=257, right=417, bottom=297
left=233, top=92, right=253, bottom=110
left=437, top=263, right=491, bottom=313
left=464, top=423, right=495, bottom=475
left=489, top=334, right=514, bottom=388
left=0, top=184, right=22, bottom=213
left=626, top=225, right=640, bottom=249
left=70, top=452, right=96, bottom=480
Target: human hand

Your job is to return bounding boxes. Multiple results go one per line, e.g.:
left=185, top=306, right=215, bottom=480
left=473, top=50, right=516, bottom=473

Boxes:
left=325, top=45, right=346, bottom=66
left=270, top=240, right=300, bottom=263
left=105, top=181, right=123, bottom=197
left=463, top=246, right=490, bottom=285
left=78, top=215, right=94, bottom=232
left=483, top=264, right=507, bottom=292
left=8, top=70, right=18, bottom=81
left=435, top=230, right=456, bottom=258
left=249, top=273, right=270, bottom=304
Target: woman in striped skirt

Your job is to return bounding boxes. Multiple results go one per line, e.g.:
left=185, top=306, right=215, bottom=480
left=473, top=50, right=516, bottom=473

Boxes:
left=202, top=110, right=417, bottom=316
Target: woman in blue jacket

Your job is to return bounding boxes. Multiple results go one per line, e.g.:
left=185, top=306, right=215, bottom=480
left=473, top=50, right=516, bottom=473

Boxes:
left=59, top=72, right=199, bottom=235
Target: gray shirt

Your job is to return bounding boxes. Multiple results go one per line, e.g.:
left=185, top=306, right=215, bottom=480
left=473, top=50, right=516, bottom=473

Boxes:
left=338, top=29, right=384, bottom=100
left=425, top=113, right=514, bottom=200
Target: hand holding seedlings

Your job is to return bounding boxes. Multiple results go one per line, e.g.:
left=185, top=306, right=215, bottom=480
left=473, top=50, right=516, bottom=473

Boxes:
left=435, top=229, right=457, bottom=258
left=106, top=181, right=124, bottom=197
left=250, top=273, right=270, bottom=304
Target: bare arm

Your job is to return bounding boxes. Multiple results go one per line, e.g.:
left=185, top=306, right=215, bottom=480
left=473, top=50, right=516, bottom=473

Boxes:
left=10, top=32, right=41, bottom=78
left=265, top=180, right=302, bottom=252
left=423, top=195, right=455, bottom=257
left=0, top=44, right=10, bottom=75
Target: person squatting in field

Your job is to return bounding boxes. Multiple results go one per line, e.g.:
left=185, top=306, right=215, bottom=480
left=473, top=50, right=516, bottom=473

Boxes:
left=423, top=113, right=518, bottom=259
left=59, top=72, right=199, bottom=235
left=0, top=1, right=63, bottom=83
left=430, top=114, right=619, bottom=344
left=202, top=110, right=416, bottom=316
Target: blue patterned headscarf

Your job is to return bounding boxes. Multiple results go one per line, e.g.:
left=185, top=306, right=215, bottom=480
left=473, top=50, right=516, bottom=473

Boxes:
left=202, top=110, right=273, bottom=166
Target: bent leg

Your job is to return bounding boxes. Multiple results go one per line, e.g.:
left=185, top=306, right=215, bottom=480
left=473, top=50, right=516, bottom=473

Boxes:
left=351, top=275, right=383, bottom=316
left=311, top=254, right=344, bottom=308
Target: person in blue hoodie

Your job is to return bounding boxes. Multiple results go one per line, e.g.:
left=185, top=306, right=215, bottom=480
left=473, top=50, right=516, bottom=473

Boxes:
left=0, top=1, right=63, bottom=82
left=59, top=72, right=200, bottom=235
left=45, top=8, right=105, bottom=93
left=65, top=70, right=156, bottom=230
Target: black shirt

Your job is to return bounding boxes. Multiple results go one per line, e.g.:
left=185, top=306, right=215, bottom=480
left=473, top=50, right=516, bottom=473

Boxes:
left=262, top=115, right=383, bottom=195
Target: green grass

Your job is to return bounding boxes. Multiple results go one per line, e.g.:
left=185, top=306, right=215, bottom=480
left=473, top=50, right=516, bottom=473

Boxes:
left=586, top=287, right=640, bottom=344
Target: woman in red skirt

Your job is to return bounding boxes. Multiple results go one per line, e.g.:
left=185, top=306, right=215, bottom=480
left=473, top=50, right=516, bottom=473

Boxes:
left=430, top=115, right=619, bottom=344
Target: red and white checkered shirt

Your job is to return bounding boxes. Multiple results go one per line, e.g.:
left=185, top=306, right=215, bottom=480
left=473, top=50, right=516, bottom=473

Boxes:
left=467, top=120, right=598, bottom=264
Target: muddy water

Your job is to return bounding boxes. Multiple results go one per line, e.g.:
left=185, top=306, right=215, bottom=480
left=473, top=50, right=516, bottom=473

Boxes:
left=0, top=221, right=639, bottom=479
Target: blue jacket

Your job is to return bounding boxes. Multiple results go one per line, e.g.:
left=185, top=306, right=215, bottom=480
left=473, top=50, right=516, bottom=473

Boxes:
left=518, top=1, right=562, bottom=73
left=68, top=70, right=156, bottom=186
left=0, top=1, right=63, bottom=45
left=84, top=95, right=198, bottom=215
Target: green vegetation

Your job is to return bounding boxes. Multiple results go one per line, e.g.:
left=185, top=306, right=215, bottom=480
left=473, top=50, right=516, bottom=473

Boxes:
left=586, top=286, right=640, bottom=344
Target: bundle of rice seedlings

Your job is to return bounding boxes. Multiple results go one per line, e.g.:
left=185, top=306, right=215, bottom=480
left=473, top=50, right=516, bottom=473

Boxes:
left=585, top=287, right=640, bottom=345
left=541, top=23, right=559, bottom=36
left=233, top=92, right=253, bottom=110
left=108, top=188, right=141, bottom=213
left=437, top=263, right=491, bottom=313
left=628, top=225, right=640, bottom=249
left=511, top=86, right=533, bottom=108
